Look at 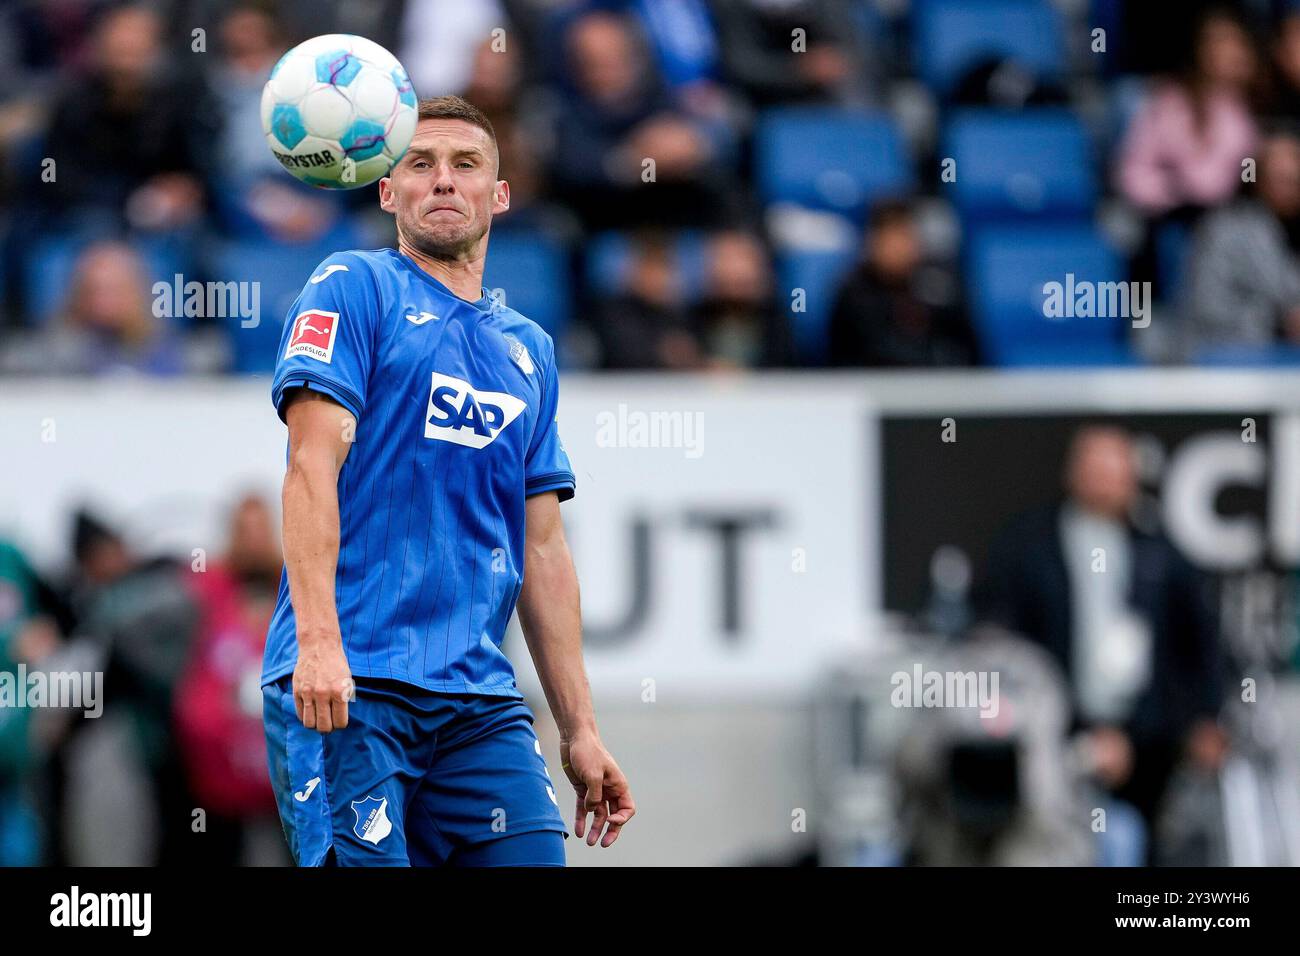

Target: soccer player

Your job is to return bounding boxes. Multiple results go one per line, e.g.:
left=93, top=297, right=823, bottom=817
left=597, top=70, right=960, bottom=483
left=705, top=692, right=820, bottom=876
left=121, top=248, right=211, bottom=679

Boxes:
left=261, top=95, right=634, bottom=866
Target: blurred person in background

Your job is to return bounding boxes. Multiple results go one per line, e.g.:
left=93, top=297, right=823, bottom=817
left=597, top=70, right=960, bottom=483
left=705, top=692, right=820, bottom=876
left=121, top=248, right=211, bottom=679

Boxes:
left=547, top=9, right=737, bottom=229
left=38, top=3, right=218, bottom=234
left=462, top=36, right=576, bottom=237
left=0, top=0, right=106, bottom=327
left=620, top=0, right=744, bottom=152
left=1117, top=7, right=1260, bottom=290
left=0, top=536, right=76, bottom=866
left=210, top=4, right=288, bottom=182
left=0, top=241, right=206, bottom=376
left=1183, top=130, right=1300, bottom=355
left=208, top=2, right=340, bottom=244
left=0, top=615, right=36, bottom=866
left=0, top=0, right=74, bottom=204
left=975, top=426, right=1227, bottom=865
left=69, top=510, right=201, bottom=865
left=173, top=493, right=286, bottom=866
left=1118, top=7, right=1260, bottom=215
left=231, top=0, right=403, bottom=52
left=397, top=0, right=506, bottom=99
left=691, top=229, right=793, bottom=368
left=709, top=0, right=869, bottom=108
left=593, top=230, right=700, bottom=369
left=827, top=199, right=975, bottom=368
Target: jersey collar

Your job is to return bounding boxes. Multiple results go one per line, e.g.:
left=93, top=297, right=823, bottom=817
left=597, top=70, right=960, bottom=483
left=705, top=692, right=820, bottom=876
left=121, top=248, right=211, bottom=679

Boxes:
left=394, top=249, right=493, bottom=313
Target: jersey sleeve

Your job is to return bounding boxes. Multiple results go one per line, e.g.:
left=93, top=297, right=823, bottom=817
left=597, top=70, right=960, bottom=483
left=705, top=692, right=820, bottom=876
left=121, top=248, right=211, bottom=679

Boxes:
left=524, top=338, right=576, bottom=501
left=270, top=252, right=379, bottom=423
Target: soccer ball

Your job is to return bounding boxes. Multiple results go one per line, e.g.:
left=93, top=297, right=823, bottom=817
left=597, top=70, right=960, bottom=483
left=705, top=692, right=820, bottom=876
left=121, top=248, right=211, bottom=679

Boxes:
left=261, top=34, right=418, bottom=190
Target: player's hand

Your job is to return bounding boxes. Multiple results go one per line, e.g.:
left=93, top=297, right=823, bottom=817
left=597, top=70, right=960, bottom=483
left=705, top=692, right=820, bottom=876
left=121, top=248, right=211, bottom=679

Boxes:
left=560, top=732, right=635, bottom=847
left=292, top=638, right=355, bottom=734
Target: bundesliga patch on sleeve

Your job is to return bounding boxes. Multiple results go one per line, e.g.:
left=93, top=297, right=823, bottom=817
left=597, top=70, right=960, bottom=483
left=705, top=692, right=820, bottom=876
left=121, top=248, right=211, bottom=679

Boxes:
left=285, top=309, right=340, bottom=363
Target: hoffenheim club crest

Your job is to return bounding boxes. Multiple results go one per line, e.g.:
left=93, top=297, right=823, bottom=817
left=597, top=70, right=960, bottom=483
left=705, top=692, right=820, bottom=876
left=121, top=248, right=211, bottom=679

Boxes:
left=351, top=795, right=393, bottom=845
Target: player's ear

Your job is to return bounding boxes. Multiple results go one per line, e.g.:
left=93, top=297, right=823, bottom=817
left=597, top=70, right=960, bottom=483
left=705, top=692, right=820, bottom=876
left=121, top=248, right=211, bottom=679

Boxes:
left=494, top=179, right=510, bottom=214
left=378, top=175, right=395, bottom=213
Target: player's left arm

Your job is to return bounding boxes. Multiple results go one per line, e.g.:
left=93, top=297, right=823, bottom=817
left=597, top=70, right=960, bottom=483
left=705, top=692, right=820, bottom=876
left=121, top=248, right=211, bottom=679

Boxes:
left=517, top=491, right=635, bottom=847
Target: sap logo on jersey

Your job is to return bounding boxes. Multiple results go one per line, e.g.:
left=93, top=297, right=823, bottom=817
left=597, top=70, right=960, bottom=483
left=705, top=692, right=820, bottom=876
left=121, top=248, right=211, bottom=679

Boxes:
left=285, top=309, right=340, bottom=363
left=425, top=372, right=526, bottom=449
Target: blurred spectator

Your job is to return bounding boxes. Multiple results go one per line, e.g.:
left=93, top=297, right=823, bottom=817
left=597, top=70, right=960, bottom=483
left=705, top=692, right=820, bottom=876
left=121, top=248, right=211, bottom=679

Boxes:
left=398, top=0, right=506, bottom=98
left=463, top=36, right=576, bottom=236
left=0, top=241, right=211, bottom=376
left=547, top=10, right=737, bottom=229
left=70, top=509, right=201, bottom=866
left=209, top=4, right=290, bottom=181
left=975, top=426, right=1227, bottom=863
left=1184, top=131, right=1300, bottom=353
left=624, top=0, right=745, bottom=143
left=0, top=621, right=36, bottom=865
left=593, top=230, right=699, bottom=369
left=709, top=0, right=869, bottom=108
left=827, top=200, right=975, bottom=368
left=209, top=3, right=340, bottom=243
left=1115, top=4, right=1260, bottom=300
left=39, top=3, right=218, bottom=234
left=1117, top=8, right=1260, bottom=217
left=173, top=493, right=284, bottom=865
left=691, top=229, right=793, bottom=368
left=0, top=536, right=75, bottom=866
left=261, top=0, right=404, bottom=53
left=0, top=1, right=78, bottom=206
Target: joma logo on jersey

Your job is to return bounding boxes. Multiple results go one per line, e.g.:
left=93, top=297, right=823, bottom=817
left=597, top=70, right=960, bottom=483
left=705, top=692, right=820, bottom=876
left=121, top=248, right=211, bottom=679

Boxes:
left=424, top=372, right=526, bottom=449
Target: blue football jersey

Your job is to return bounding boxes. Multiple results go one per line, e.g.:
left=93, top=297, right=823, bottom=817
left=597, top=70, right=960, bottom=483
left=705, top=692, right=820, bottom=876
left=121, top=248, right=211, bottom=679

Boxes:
left=262, top=248, right=575, bottom=697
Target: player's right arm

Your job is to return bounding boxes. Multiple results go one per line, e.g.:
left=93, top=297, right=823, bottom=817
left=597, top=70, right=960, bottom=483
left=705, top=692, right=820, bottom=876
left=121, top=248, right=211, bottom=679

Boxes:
left=271, top=251, right=380, bottom=734
left=282, top=389, right=356, bottom=733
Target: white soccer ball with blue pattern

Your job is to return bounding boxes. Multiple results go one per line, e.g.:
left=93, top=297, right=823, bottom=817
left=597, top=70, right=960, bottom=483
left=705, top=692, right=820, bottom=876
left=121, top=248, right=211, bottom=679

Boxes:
left=261, top=34, right=418, bottom=189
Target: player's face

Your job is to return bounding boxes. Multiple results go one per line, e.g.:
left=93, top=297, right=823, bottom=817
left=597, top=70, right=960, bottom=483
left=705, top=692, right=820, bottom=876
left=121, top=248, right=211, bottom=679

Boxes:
left=379, top=119, right=508, bottom=259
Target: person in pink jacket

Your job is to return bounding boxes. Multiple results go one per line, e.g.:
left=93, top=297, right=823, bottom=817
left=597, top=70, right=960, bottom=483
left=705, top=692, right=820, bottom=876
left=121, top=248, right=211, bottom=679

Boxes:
left=1118, top=9, right=1261, bottom=216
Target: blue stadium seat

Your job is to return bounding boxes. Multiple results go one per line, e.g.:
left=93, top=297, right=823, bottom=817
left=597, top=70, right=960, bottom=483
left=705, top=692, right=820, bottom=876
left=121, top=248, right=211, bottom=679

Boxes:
left=22, top=231, right=196, bottom=326
left=966, top=224, right=1137, bottom=366
left=754, top=108, right=912, bottom=220
left=776, top=246, right=858, bottom=364
left=20, top=233, right=81, bottom=325
left=944, top=109, right=1097, bottom=222
left=209, top=222, right=360, bottom=374
left=483, top=229, right=573, bottom=343
left=912, top=0, right=1065, bottom=95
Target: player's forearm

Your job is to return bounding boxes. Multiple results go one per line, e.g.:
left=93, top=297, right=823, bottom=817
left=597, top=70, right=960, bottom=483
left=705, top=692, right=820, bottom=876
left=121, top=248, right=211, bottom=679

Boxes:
left=518, top=542, right=598, bottom=741
left=282, top=457, right=343, bottom=648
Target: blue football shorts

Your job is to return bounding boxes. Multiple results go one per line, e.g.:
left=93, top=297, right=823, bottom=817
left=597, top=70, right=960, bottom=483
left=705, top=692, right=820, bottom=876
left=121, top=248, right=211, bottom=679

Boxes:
left=263, top=675, right=568, bottom=866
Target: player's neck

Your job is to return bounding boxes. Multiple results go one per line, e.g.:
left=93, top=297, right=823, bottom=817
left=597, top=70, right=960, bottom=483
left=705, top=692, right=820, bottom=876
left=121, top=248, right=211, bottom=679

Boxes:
left=398, top=240, right=486, bottom=304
